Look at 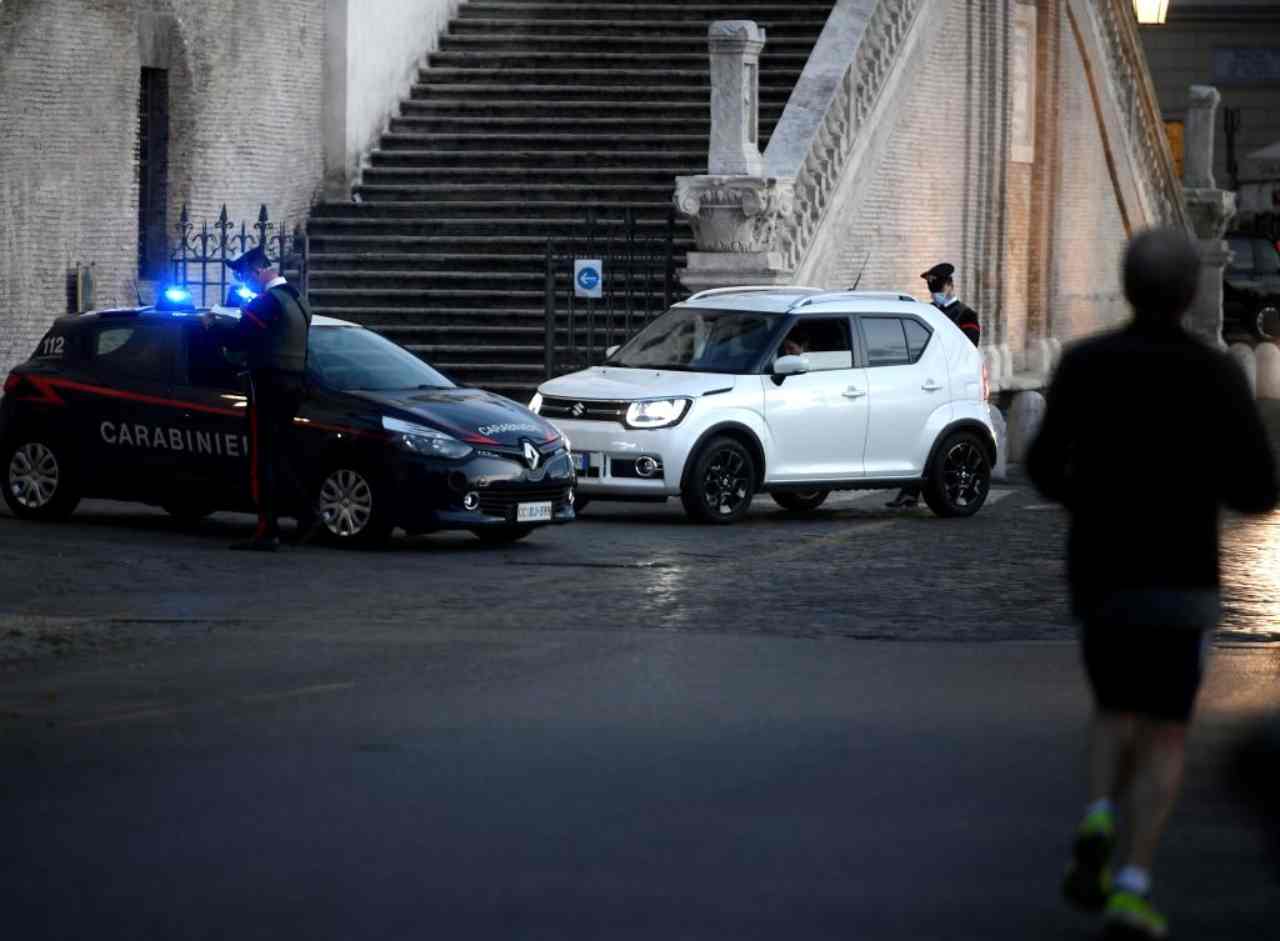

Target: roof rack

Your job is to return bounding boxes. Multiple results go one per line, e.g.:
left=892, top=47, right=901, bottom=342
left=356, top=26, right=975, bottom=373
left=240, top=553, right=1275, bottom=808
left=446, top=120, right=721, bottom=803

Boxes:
left=791, top=290, right=919, bottom=308
left=684, top=285, right=826, bottom=302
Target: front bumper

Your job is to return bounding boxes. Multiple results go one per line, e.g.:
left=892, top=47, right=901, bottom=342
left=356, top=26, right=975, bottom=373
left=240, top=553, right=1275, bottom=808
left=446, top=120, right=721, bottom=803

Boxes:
left=387, top=449, right=576, bottom=532
left=550, top=419, right=694, bottom=498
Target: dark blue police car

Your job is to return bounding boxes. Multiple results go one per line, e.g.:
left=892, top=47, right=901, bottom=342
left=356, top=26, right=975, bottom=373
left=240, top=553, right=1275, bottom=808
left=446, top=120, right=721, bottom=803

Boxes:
left=1, top=293, right=576, bottom=545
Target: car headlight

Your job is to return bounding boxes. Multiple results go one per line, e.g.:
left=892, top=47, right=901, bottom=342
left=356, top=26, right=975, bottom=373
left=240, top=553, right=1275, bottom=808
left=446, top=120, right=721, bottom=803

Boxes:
left=528, top=392, right=543, bottom=414
left=382, top=416, right=472, bottom=459
left=625, top=398, right=691, bottom=429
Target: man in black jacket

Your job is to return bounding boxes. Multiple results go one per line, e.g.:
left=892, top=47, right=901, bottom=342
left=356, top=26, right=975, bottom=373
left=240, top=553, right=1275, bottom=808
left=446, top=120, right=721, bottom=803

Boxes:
left=202, top=245, right=313, bottom=551
left=1028, top=227, right=1277, bottom=939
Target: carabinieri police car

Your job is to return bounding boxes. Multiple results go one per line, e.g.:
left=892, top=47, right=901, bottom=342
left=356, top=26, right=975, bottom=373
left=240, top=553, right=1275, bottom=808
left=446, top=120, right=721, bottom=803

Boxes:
left=0, top=288, right=575, bottom=545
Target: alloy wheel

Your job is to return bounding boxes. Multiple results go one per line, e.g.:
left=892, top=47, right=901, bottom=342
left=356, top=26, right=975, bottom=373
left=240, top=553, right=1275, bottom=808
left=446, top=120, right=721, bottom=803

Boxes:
left=703, top=448, right=750, bottom=517
left=8, top=443, right=60, bottom=510
left=318, top=469, right=374, bottom=538
left=941, top=440, right=989, bottom=509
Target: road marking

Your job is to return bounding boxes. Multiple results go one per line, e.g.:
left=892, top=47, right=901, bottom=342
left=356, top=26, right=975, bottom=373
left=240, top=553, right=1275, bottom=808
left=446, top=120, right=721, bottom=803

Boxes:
left=1023, top=503, right=1063, bottom=512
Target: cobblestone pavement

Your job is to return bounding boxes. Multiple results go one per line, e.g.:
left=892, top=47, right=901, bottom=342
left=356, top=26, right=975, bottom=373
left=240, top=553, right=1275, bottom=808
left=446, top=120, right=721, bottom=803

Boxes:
left=2, top=474, right=1278, bottom=669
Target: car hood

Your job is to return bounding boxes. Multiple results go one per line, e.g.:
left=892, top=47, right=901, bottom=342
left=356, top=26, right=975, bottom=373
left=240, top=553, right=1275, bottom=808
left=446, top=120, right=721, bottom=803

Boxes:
left=349, top=387, right=559, bottom=445
left=539, top=367, right=737, bottom=400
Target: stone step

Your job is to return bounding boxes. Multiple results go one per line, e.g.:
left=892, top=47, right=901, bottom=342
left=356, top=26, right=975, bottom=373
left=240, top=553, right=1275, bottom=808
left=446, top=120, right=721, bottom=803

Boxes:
left=396, top=98, right=783, bottom=119
left=379, top=128, right=715, bottom=150
left=351, top=183, right=678, bottom=203
left=449, top=19, right=823, bottom=39
left=438, top=33, right=819, bottom=54
left=316, top=307, right=549, bottom=324
left=411, top=68, right=803, bottom=89
left=308, top=268, right=675, bottom=289
left=456, top=4, right=832, bottom=24
left=425, top=49, right=810, bottom=69
left=407, top=82, right=795, bottom=102
left=359, top=166, right=695, bottom=186
left=309, top=232, right=692, bottom=251
left=310, top=201, right=676, bottom=221
left=309, top=216, right=684, bottom=236
left=383, top=118, right=729, bottom=138
left=367, top=149, right=708, bottom=170
left=310, top=287, right=549, bottom=309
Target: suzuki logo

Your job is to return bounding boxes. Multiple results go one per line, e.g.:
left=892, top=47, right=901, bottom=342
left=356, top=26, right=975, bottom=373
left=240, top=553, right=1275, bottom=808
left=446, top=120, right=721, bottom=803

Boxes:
left=522, top=441, right=540, bottom=470
left=571, top=402, right=586, bottom=418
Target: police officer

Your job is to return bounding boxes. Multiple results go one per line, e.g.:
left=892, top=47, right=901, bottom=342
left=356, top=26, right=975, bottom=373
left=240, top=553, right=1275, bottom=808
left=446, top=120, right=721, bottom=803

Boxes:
left=202, top=245, right=313, bottom=551
left=921, top=262, right=981, bottom=346
left=886, top=262, right=982, bottom=508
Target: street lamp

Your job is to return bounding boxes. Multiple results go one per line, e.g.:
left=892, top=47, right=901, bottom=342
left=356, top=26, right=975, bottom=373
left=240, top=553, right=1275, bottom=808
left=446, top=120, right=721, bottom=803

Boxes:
left=1133, top=0, right=1170, bottom=24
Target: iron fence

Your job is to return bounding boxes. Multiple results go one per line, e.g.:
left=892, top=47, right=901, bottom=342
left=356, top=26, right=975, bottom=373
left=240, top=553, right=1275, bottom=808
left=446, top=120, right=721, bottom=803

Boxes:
left=169, top=204, right=307, bottom=308
left=543, top=207, right=681, bottom=379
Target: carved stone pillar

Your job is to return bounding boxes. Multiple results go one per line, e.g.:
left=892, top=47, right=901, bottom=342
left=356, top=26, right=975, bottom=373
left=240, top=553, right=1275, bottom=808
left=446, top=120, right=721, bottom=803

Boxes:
left=707, top=21, right=767, bottom=176
left=676, top=21, right=797, bottom=291
left=674, top=176, right=796, bottom=292
left=1182, top=86, right=1235, bottom=350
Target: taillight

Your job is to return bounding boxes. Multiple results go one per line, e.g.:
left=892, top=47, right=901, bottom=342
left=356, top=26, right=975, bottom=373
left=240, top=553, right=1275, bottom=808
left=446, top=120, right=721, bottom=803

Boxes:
left=2, top=373, right=20, bottom=395
left=980, top=363, right=990, bottom=402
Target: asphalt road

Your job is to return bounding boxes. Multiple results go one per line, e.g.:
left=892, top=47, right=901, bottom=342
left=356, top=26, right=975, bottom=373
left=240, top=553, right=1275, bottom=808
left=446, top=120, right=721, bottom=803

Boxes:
left=2, top=471, right=1279, bottom=939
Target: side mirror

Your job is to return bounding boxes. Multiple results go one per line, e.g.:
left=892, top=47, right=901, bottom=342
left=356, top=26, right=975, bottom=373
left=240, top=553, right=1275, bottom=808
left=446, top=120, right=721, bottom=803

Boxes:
left=773, top=354, right=810, bottom=376
left=605, top=345, right=620, bottom=359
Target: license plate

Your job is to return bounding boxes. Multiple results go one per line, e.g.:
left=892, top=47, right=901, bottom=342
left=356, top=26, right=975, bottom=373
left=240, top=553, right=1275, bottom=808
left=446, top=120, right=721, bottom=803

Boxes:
left=516, top=501, right=553, bottom=523
left=572, top=452, right=591, bottom=473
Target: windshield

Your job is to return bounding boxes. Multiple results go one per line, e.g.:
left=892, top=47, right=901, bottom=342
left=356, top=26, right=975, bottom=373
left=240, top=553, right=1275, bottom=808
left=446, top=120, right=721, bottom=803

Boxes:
left=308, top=326, right=454, bottom=392
left=608, top=308, right=779, bottom=373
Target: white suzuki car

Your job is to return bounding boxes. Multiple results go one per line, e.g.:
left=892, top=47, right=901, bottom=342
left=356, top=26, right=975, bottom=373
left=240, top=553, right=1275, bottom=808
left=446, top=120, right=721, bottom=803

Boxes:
left=530, top=286, right=996, bottom=524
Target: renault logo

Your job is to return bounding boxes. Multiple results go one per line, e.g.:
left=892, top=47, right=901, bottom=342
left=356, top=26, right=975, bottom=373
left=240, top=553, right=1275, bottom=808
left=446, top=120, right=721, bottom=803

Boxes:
left=522, top=441, right=540, bottom=470
left=571, top=402, right=586, bottom=418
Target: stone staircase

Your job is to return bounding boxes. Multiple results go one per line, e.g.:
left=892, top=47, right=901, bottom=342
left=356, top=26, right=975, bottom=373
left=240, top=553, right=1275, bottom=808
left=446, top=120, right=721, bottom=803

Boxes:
left=306, top=0, right=836, bottom=401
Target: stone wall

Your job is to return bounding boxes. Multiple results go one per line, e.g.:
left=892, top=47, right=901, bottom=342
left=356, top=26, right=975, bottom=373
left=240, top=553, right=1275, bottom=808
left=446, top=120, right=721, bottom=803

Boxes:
left=795, top=0, right=1132, bottom=375
left=0, top=0, right=327, bottom=377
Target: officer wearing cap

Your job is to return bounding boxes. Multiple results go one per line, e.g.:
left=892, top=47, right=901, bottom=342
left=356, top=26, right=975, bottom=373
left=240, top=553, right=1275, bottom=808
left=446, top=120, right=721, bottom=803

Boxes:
left=886, top=262, right=984, bottom=509
left=201, top=245, right=313, bottom=550
left=921, top=262, right=981, bottom=346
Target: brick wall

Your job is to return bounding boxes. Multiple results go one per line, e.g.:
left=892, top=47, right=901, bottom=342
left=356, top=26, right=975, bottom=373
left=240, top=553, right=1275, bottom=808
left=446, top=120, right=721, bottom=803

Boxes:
left=0, top=0, right=326, bottom=377
left=802, top=0, right=1133, bottom=372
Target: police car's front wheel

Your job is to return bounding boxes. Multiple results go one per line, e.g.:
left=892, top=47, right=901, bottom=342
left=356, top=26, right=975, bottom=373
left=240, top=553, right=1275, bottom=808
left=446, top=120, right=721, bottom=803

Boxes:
left=3, top=438, right=80, bottom=521
left=314, top=465, right=394, bottom=546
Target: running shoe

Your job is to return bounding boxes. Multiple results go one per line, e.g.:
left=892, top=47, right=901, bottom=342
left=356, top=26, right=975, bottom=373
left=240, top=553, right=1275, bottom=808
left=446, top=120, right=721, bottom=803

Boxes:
left=1062, top=807, right=1115, bottom=912
left=1103, top=890, right=1168, bottom=939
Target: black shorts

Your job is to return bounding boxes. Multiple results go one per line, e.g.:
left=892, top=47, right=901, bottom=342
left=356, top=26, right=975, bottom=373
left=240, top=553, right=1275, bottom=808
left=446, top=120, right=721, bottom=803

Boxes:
left=1080, top=624, right=1210, bottom=723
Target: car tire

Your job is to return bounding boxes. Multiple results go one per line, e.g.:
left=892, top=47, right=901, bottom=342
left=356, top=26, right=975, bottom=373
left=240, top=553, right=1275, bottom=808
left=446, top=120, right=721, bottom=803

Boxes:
left=922, top=431, right=991, bottom=518
left=313, top=464, right=394, bottom=547
left=2, top=436, right=80, bottom=521
left=162, top=501, right=215, bottom=525
left=770, top=490, right=830, bottom=512
left=680, top=436, right=756, bottom=524
left=472, top=526, right=534, bottom=546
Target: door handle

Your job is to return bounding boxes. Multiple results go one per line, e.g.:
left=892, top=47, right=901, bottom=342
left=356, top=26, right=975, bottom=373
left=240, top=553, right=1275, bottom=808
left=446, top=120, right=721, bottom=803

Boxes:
left=842, top=387, right=866, bottom=399
left=921, top=380, right=943, bottom=392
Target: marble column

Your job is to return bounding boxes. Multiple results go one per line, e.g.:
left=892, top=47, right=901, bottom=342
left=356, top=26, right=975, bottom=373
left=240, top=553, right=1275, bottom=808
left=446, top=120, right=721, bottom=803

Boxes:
left=1182, top=85, right=1235, bottom=350
left=707, top=21, right=766, bottom=176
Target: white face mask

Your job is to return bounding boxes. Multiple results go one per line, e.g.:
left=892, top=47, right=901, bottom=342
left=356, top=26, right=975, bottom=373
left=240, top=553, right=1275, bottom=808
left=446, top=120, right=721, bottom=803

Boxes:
left=931, top=292, right=949, bottom=306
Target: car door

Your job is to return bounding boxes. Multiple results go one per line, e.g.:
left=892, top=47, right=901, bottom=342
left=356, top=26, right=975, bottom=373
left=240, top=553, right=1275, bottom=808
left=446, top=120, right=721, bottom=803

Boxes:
left=173, top=321, right=253, bottom=506
left=858, top=314, right=951, bottom=477
left=83, top=318, right=181, bottom=499
left=761, top=316, right=868, bottom=481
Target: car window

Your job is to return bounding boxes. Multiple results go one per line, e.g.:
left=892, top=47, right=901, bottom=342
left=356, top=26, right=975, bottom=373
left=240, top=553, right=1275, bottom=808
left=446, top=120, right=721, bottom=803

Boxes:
left=903, top=318, right=933, bottom=363
left=186, top=324, right=244, bottom=391
left=1228, top=237, right=1255, bottom=273
left=777, top=318, right=853, bottom=370
left=91, top=322, right=175, bottom=383
left=861, top=317, right=911, bottom=367
left=1256, top=238, right=1280, bottom=276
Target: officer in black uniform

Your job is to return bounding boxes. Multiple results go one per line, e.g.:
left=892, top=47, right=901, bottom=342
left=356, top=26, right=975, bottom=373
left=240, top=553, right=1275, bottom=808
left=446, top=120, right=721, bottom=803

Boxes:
left=886, top=262, right=983, bottom=509
left=201, top=245, right=313, bottom=550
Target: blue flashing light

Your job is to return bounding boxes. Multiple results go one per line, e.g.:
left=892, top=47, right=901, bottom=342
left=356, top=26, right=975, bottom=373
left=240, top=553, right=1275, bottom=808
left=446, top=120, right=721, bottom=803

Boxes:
left=223, top=283, right=258, bottom=308
left=237, top=286, right=257, bottom=302
left=156, top=285, right=196, bottom=312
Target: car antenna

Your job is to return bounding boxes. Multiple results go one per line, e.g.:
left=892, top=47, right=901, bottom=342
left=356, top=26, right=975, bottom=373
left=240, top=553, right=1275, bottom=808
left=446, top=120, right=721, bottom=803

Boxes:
left=847, top=249, right=871, bottom=291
